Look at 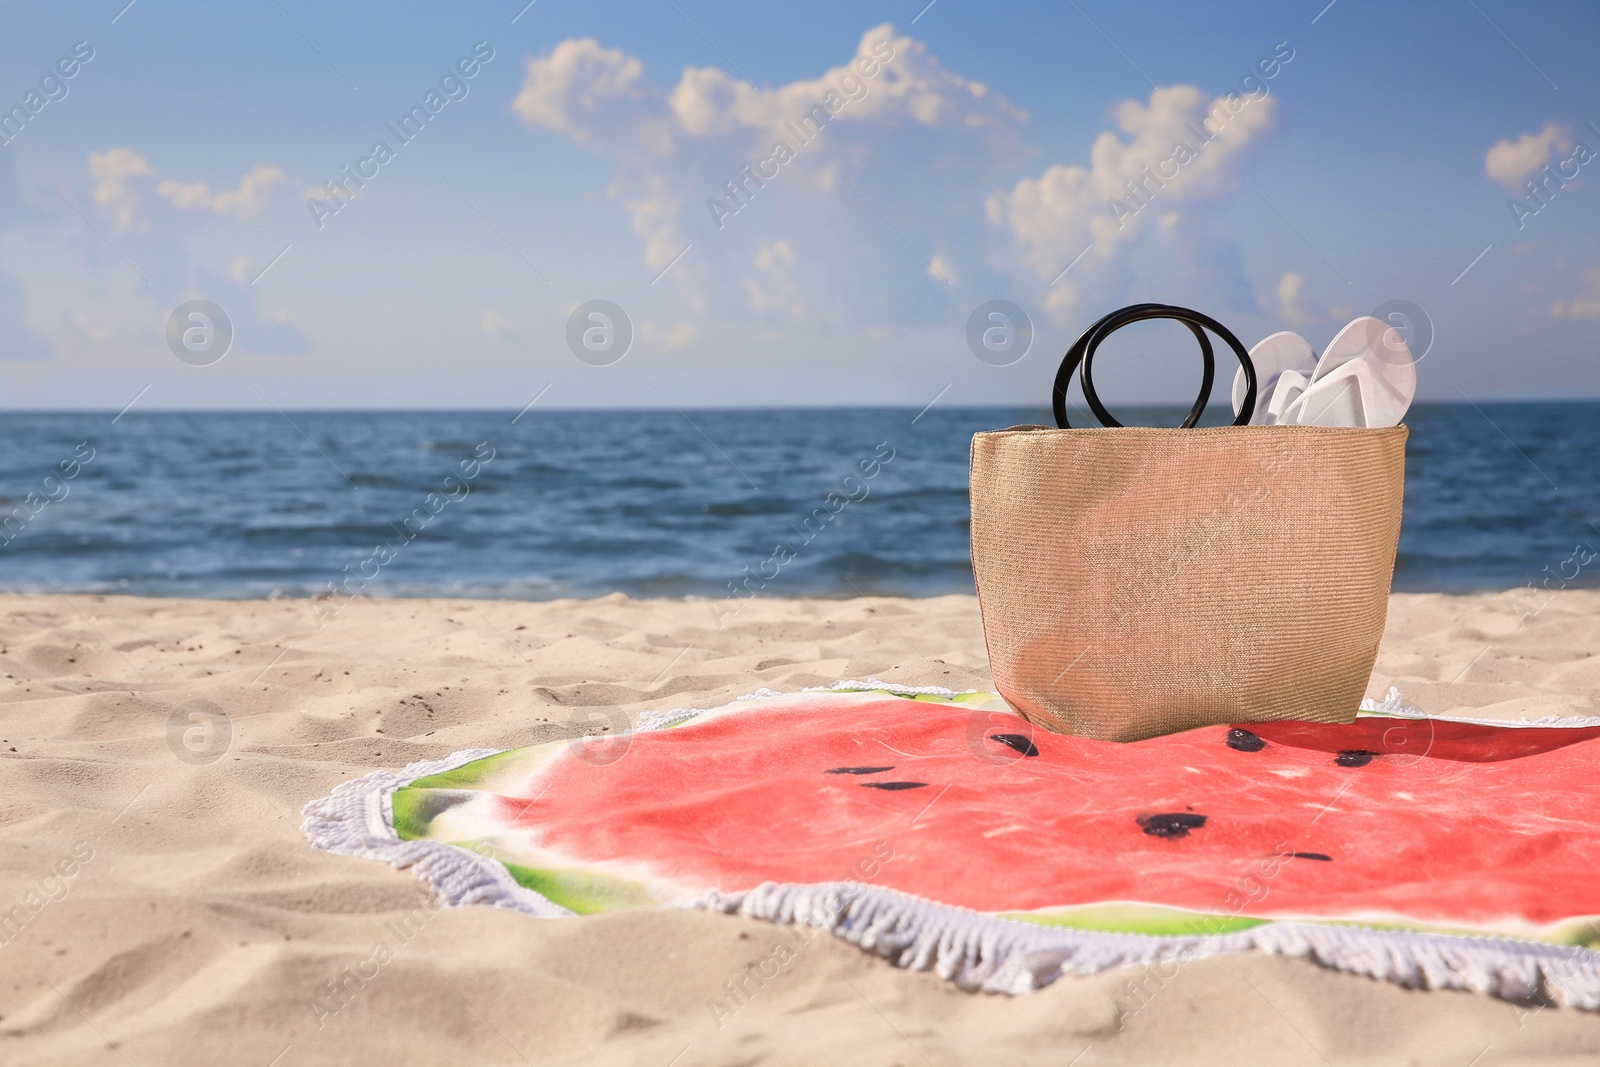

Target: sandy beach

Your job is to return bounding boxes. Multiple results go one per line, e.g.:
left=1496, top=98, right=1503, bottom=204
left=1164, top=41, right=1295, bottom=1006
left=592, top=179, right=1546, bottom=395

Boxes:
left=4, top=588, right=1600, bottom=1066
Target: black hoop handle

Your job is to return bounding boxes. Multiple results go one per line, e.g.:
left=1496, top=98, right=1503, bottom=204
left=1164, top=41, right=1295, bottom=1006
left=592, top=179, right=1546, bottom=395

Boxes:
left=1051, top=303, right=1257, bottom=429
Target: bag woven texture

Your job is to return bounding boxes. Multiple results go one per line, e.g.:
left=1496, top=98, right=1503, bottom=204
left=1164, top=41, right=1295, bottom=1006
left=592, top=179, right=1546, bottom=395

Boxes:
left=970, top=425, right=1407, bottom=742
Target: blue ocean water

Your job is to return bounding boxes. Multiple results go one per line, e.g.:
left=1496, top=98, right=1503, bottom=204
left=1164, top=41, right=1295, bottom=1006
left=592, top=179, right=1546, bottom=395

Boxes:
left=0, top=404, right=1595, bottom=599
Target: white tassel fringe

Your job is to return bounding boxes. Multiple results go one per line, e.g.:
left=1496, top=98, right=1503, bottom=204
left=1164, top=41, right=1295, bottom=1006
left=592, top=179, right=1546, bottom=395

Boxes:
left=704, top=881, right=1600, bottom=1009
left=301, top=748, right=574, bottom=918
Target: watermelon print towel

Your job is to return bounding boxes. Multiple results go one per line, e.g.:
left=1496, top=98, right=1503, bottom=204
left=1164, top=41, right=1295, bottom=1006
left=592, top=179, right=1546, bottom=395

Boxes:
left=301, top=681, right=1600, bottom=1008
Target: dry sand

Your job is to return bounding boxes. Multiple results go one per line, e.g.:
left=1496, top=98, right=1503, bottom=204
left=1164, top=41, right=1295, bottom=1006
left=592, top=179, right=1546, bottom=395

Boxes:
left=3, top=589, right=1600, bottom=1066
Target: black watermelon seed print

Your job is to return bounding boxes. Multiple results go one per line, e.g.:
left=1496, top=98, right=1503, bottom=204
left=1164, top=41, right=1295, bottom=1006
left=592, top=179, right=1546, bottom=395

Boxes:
left=1136, top=813, right=1208, bottom=838
left=825, top=766, right=896, bottom=775
left=861, top=782, right=928, bottom=791
left=1226, top=728, right=1267, bottom=752
left=989, top=733, right=1039, bottom=757
left=1289, top=852, right=1333, bottom=861
left=1335, top=750, right=1379, bottom=767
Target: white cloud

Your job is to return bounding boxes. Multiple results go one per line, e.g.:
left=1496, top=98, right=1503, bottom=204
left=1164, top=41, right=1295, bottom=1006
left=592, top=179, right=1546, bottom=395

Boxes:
left=156, top=163, right=286, bottom=218
left=1551, top=267, right=1600, bottom=319
left=480, top=309, right=518, bottom=341
left=510, top=26, right=1283, bottom=339
left=742, top=239, right=805, bottom=318
left=663, top=27, right=1022, bottom=137
left=1485, top=123, right=1572, bottom=190
left=0, top=151, right=308, bottom=372
left=513, top=38, right=657, bottom=149
left=82, top=153, right=308, bottom=354
left=987, top=84, right=1276, bottom=319
left=511, top=24, right=1026, bottom=319
left=90, top=149, right=287, bottom=230
left=89, top=148, right=157, bottom=232
left=1265, top=270, right=1308, bottom=325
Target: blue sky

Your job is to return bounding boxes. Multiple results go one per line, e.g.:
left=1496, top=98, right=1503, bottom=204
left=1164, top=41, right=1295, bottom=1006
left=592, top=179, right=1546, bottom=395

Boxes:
left=1, top=0, right=1596, bottom=409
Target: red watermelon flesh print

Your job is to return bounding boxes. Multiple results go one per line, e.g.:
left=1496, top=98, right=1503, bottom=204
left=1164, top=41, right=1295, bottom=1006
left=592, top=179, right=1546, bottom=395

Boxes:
left=396, top=691, right=1600, bottom=934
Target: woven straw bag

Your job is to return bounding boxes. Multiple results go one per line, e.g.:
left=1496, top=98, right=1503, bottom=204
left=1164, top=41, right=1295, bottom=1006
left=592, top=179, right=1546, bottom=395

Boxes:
left=970, top=424, right=1407, bottom=741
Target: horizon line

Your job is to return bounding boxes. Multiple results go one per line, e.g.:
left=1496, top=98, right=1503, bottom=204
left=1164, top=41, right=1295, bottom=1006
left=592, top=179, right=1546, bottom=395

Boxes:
left=2, top=398, right=1598, bottom=415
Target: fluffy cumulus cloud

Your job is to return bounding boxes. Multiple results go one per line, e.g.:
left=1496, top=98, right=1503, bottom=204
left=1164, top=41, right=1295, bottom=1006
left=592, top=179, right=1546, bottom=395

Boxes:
left=1486, top=123, right=1572, bottom=190
left=89, top=147, right=158, bottom=232
left=1264, top=270, right=1308, bottom=326
left=514, top=39, right=658, bottom=148
left=71, top=148, right=310, bottom=356
left=1551, top=266, right=1600, bottom=319
left=156, top=164, right=287, bottom=218
left=91, top=149, right=287, bottom=231
left=987, top=84, right=1276, bottom=318
left=512, top=24, right=1027, bottom=322
left=510, top=24, right=1288, bottom=336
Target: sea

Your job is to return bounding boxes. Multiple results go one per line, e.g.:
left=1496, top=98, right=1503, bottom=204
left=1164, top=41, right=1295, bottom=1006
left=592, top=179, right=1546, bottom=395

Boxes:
left=1, top=403, right=1595, bottom=600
